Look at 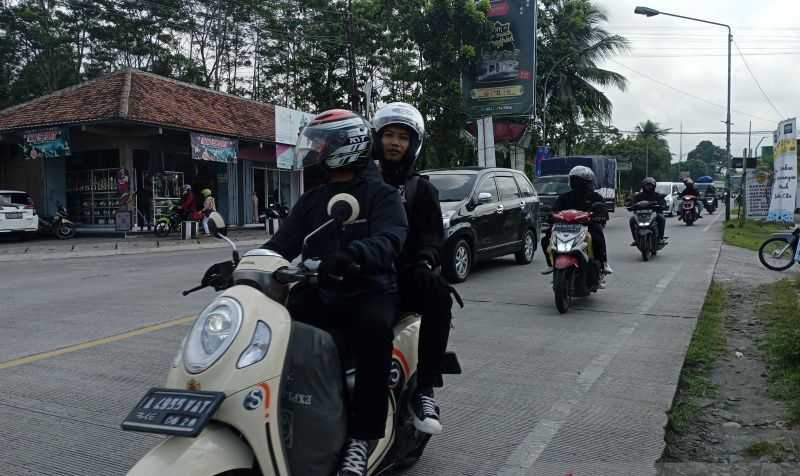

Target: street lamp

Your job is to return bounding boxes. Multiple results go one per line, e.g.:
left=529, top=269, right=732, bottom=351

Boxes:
left=635, top=6, right=733, bottom=221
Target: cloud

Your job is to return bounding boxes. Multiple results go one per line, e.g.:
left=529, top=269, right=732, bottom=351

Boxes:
left=593, top=0, right=800, bottom=164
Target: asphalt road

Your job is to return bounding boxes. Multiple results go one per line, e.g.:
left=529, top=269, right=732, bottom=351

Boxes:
left=0, top=210, right=727, bottom=476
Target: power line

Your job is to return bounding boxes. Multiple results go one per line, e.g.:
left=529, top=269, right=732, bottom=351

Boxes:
left=732, top=39, right=784, bottom=120
left=623, top=52, right=800, bottom=58
left=608, top=59, right=777, bottom=125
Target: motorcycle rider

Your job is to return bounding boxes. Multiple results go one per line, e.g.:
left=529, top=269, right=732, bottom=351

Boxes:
left=541, top=166, right=612, bottom=277
left=679, top=178, right=702, bottom=218
left=371, top=102, right=457, bottom=436
left=262, top=109, right=408, bottom=476
left=176, top=184, right=196, bottom=221
left=628, top=177, right=667, bottom=245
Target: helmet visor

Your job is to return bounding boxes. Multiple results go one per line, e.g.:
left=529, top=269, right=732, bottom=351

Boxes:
left=296, top=117, right=366, bottom=169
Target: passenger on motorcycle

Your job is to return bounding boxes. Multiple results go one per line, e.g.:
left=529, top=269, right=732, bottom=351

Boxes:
left=679, top=178, right=702, bottom=218
left=262, top=109, right=408, bottom=476
left=629, top=177, right=667, bottom=245
left=541, top=166, right=613, bottom=277
left=372, top=102, right=458, bottom=436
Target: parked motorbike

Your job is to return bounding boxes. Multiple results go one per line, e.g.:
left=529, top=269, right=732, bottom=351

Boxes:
left=259, top=202, right=290, bottom=235
left=628, top=201, right=667, bottom=261
left=678, top=195, right=698, bottom=226
left=548, top=206, right=605, bottom=314
left=38, top=202, right=76, bottom=239
left=702, top=195, right=718, bottom=214
left=122, top=195, right=461, bottom=476
left=758, top=226, right=800, bottom=272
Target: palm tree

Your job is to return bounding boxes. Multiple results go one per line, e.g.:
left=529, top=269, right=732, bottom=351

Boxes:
left=635, top=120, right=671, bottom=178
left=538, top=0, right=629, bottom=151
left=635, top=120, right=670, bottom=140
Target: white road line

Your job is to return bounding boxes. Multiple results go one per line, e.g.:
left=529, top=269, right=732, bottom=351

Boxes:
left=495, top=324, right=637, bottom=476
left=703, top=210, right=724, bottom=232
left=637, top=263, right=684, bottom=315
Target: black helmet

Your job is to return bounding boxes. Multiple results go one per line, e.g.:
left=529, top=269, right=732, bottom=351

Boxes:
left=641, top=177, right=656, bottom=191
left=296, top=109, right=372, bottom=173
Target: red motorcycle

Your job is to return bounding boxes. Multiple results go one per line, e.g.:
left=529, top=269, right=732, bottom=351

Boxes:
left=679, top=195, right=698, bottom=226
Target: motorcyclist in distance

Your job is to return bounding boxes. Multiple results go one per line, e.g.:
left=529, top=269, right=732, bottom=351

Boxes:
left=628, top=177, right=667, bottom=245
left=679, top=177, right=702, bottom=218
left=261, top=109, right=408, bottom=476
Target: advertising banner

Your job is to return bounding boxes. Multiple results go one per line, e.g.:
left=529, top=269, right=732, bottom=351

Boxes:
left=276, top=144, right=294, bottom=170
left=275, top=105, right=314, bottom=145
left=463, top=0, right=535, bottom=117
left=191, top=133, right=238, bottom=163
left=22, top=127, right=71, bottom=159
left=745, top=169, right=771, bottom=220
left=767, top=118, right=797, bottom=223
left=534, top=146, right=550, bottom=176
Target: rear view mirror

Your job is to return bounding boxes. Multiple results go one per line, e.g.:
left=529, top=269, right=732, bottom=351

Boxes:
left=207, top=211, right=227, bottom=237
left=477, top=192, right=493, bottom=204
left=327, top=193, right=360, bottom=225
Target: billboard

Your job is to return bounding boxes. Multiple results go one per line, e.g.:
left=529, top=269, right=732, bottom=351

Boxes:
left=767, top=118, right=797, bottom=223
left=190, top=133, right=238, bottom=163
left=745, top=169, right=771, bottom=220
left=22, top=127, right=71, bottom=159
left=463, top=0, right=535, bottom=117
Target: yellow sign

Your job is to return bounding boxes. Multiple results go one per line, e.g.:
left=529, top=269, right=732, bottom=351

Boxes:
left=471, top=85, right=524, bottom=99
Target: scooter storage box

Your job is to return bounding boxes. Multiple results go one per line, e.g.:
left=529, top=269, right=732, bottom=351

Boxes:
left=280, top=321, right=347, bottom=476
left=182, top=221, right=198, bottom=240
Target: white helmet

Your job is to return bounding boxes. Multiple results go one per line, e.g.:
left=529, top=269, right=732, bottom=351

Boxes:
left=568, top=166, right=595, bottom=191
left=372, top=102, right=425, bottom=180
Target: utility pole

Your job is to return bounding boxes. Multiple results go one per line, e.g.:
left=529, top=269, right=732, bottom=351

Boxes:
left=679, top=121, right=683, bottom=162
left=645, top=141, right=649, bottom=177
left=345, top=0, right=359, bottom=113
left=748, top=120, right=752, bottom=158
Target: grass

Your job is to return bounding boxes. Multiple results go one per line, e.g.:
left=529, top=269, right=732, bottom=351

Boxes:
left=723, top=219, right=790, bottom=251
left=758, top=277, right=800, bottom=424
left=665, top=282, right=728, bottom=434
left=743, top=440, right=800, bottom=462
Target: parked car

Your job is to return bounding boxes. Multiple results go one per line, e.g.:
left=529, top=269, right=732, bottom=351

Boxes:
left=0, top=190, right=38, bottom=239
left=656, top=182, right=680, bottom=216
left=421, top=167, right=540, bottom=283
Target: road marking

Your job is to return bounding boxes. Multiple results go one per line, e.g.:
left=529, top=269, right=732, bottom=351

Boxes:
left=0, top=315, right=196, bottom=370
left=637, top=263, right=683, bottom=315
left=703, top=211, right=724, bottom=232
left=496, top=324, right=637, bottom=476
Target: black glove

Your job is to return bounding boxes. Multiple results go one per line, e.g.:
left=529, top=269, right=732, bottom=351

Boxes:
left=412, top=260, right=437, bottom=291
left=319, top=250, right=358, bottom=286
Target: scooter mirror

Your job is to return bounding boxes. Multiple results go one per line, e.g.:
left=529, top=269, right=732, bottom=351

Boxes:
left=207, top=211, right=227, bottom=237
left=327, top=193, right=360, bottom=225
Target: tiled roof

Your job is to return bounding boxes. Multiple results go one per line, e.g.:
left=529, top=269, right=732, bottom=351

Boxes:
left=0, top=69, right=275, bottom=142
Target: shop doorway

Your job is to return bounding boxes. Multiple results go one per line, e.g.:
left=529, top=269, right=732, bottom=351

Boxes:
left=252, top=167, right=291, bottom=223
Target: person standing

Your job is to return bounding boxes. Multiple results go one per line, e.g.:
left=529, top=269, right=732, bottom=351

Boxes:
left=200, top=188, right=216, bottom=235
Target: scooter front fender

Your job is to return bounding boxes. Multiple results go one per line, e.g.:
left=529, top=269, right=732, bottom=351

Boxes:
left=127, top=422, right=254, bottom=476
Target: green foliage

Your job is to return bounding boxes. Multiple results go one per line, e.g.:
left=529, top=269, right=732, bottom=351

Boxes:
left=758, top=278, right=800, bottom=424
left=687, top=140, right=727, bottom=171
left=722, top=220, right=788, bottom=251
left=743, top=440, right=800, bottom=462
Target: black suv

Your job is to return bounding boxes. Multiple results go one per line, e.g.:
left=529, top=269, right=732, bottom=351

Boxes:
left=422, top=167, right=540, bottom=282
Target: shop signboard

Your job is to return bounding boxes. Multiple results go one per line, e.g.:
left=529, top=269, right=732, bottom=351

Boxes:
left=463, top=0, right=535, bottom=117
left=191, top=133, right=238, bottom=164
left=276, top=144, right=294, bottom=170
left=745, top=169, right=771, bottom=220
left=115, top=210, right=132, bottom=232
left=22, top=127, right=71, bottom=159
left=275, top=106, right=314, bottom=146
left=767, top=118, right=797, bottom=223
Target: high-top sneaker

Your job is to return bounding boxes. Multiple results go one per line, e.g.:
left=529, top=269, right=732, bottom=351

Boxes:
left=412, top=389, right=442, bottom=435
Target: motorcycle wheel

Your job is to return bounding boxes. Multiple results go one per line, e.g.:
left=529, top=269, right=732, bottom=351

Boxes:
left=154, top=221, right=170, bottom=237
left=56, top=222, right=76, bottom=240
left=553, top=268, right=572, bottom=314
left=685, top=214, right=695, bottom=226
left=758, top=237, right=796, bottom=271
left=640, top=240, right=649, bottom=261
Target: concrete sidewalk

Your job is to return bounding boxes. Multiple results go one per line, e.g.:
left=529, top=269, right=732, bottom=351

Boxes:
left=0, top=227, right=270, bottom=262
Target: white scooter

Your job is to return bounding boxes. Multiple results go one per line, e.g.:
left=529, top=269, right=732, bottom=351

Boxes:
left=121, top=194, right=461, bottom=476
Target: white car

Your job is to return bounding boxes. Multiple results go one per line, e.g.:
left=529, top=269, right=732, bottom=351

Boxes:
left=656, top=182, right=681, bottom=216
left=0, top=190, right=39, bottom=237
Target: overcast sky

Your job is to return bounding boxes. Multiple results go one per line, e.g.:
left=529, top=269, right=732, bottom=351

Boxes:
left=594, top=0, right=799, bottom=163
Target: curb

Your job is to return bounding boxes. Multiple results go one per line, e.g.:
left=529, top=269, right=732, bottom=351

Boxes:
left=0, top=239, right=266, bottom=262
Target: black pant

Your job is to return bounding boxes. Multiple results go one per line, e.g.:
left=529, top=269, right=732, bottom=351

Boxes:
left=287, top=286, right=397, bottom=440
left=541, top=223, right=607, bottom=266
left=399, top=268, right=453, bottom=390
left=629, top=214, right=665, bottom=241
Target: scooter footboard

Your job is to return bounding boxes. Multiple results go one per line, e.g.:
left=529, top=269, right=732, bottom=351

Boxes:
left=127, top=422, right=254, bottom=476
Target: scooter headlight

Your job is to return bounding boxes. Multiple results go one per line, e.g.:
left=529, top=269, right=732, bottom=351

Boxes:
left=184, top=297, right=243, bottom=374
left=237, top=321, right=272, bottom=369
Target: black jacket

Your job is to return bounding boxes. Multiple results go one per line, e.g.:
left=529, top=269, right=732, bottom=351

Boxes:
left=396, top=174, right=444, bottom=270
left=553, top=189, right=606, bottom=213
left=679, top=185, right=700, bottom=198
left=631, top=190, right=667, bottom=209
left=263, top=165, right=408, bottom=299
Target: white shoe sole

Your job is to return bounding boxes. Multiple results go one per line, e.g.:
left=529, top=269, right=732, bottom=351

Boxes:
left=413, top=415, right=443, bottom=435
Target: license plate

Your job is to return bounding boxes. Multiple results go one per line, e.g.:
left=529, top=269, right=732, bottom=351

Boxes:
left=554, top=224, right=581, bottom=233
left=121, top=388, right=225, bottom=437
left=5, top=212, right=22, bottom=219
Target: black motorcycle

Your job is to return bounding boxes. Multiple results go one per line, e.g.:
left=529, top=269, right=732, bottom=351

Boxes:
left=702, top=194, right=718, bottom=214
left=758, top=226, right=800, bottom=271
left=627, top=200, right=666, bottom=261
left=38, top=202, right=76, bottom=239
